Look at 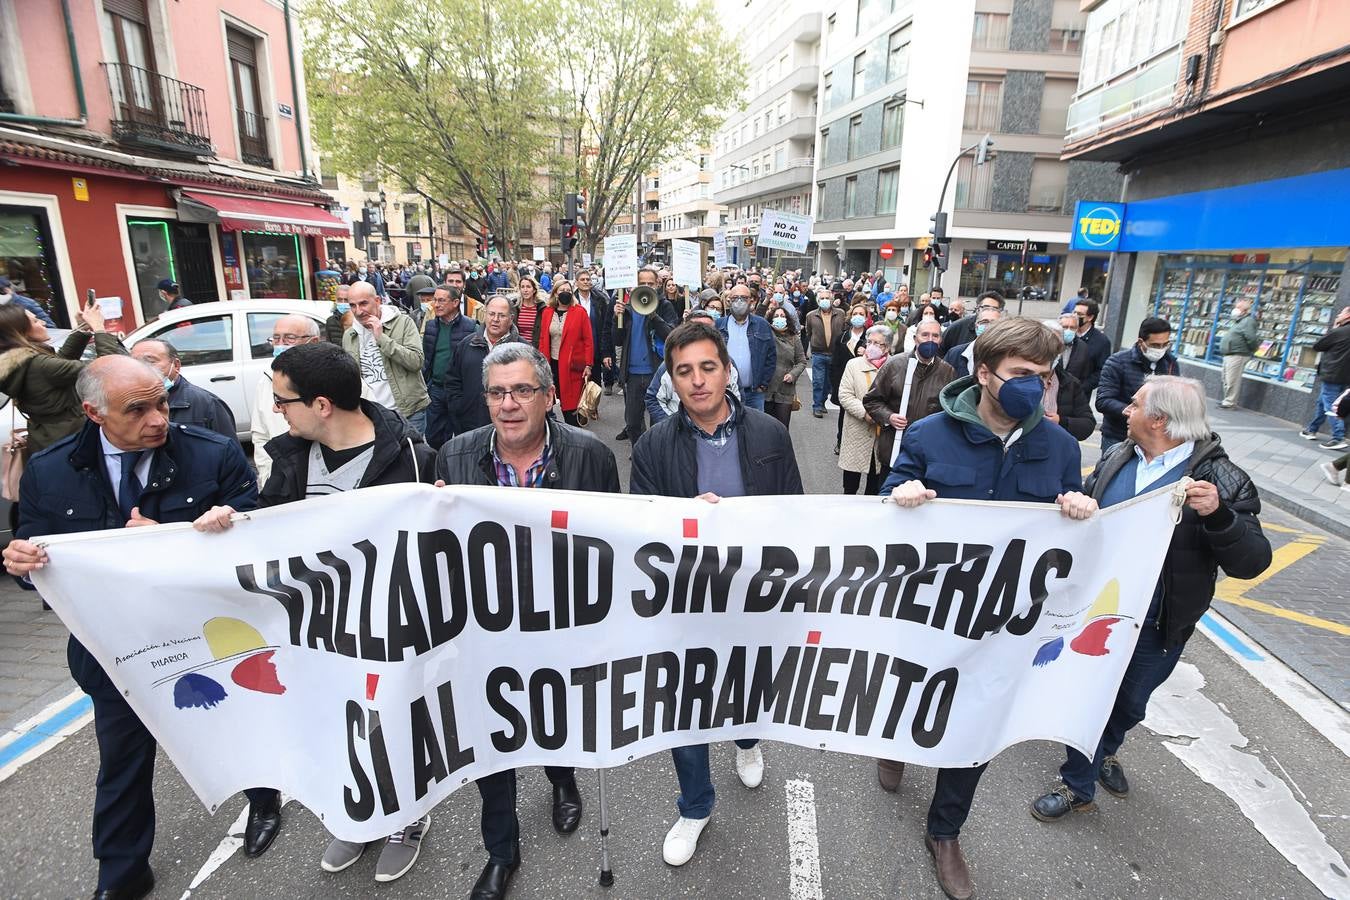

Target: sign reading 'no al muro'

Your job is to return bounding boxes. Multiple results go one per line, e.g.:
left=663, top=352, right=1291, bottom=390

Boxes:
left=33, top=484, right=1178, bottom=841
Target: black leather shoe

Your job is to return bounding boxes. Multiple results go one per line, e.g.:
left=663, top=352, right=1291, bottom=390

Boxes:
left=244, top=790, right=283, bottom=858
left=552, top=777, right=583, bottom=833
left=1098, top=755, right=1129, bottom=797
left=1031, top=785, right=1096, bottom=822
left=469, top=860, right=519, bottom=900
left=92, top=866, right=154, bottom=900
left=615, top=428, right=629, bottom=441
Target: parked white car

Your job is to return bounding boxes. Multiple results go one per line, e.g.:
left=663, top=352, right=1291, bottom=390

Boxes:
left=125, top=300, right=332, bottom=441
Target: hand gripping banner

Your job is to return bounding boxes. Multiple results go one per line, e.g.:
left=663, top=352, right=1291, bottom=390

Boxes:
left=33, top=484, right=1179, bottom=841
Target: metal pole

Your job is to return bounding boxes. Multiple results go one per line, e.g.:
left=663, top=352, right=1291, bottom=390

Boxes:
left=1018, top=238, right=1028, bottom=316
left=596, top=768, right=614, bottom=887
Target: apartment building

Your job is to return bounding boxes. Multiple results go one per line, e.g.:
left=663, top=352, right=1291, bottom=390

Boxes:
left=0, top=0, right=342, bottom=328
left=655, top=149, right=724, bottom=262
left=1063, top=0, right=1350, bottom=424
left=812, top=0, right=1120, bottom=299
left=712, top=6, right=822, bottom=269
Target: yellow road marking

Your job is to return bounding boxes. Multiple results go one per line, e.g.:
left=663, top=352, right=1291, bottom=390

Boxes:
left=1214, top=537, right=1348, bottom=635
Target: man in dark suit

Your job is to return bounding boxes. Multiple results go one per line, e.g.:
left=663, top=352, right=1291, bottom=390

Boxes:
left=1065, top=298, right=1112, bottom=396
left=941, top=291, right=1004, bottom=355
left=3, top=356, right=277, bottom=900
left=574, top=269, right=614, bottom=392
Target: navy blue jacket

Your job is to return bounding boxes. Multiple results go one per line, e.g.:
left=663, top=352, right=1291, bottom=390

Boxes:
left=718, top=313, right=778, bottom=390
left=167, top=375, right=237, bottom=441
left=421, top=313, right=477, bottom=386
left=943, top=340, right=974, bottom=378
left=1064, top=326, right=1112, bottom=396
left=1095, top=345, right=1181, bottom=441
left=880, top=377, right=1083, bottom=501
left=17, top=420, right=258, bottom=541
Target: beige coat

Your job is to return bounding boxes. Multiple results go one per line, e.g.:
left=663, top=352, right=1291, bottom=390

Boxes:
left=837, top=354, right=883, bottom=474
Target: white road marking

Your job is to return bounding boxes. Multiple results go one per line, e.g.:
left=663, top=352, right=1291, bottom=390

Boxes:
left=785, top=778, right=824, bottom=900
left=0, top=688, right=93, bottom=784
left=1197, top=611, right=1350, bottom=757
left=1145, top=663, right=1350, bottom=898
left=179, top=795, right=289, bottom=899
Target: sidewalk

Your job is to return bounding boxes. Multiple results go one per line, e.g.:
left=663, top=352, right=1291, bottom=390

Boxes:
left=1206, top=402, right=1350, bottom=540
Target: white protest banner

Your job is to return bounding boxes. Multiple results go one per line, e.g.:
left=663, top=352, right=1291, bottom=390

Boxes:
left=582, top=252, right=593, bottom=268
left=33, top=484, right=1177, bottom=842
left=756, top=210, right=814, bottom=254
left=713, top=230, right=729, bottom=269
left=672, top=239, right=701, bottom=287
left=532, top=246, right=546, bottom=262
left=602, top=235, right=637, bottom=288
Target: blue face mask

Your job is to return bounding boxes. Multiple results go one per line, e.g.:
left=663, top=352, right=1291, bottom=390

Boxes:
left=850, top=314, right=866, bottom=328
left=916, top=340, right=941, bottom=360
left=273, top=344, right=289, bottom=358
left=336, top=302, right=350, bottom=314
left=708, top=309, right=722, bottom=321
left=163, top=376, right=175, bottom=390
left=1063, top=328, right=1076, bottom=344
left=993, top=372, right=1044, bottom=420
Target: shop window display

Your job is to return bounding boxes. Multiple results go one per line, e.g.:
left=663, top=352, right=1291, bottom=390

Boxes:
left=1152, top=249, right=1344, bottom=389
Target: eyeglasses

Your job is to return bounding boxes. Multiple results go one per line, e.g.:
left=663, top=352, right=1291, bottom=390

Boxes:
left=485, top=385, right=546, bottom=404
left=272, top=394, right=308, bottom=407
left=269, top=334, right=314, bottom=345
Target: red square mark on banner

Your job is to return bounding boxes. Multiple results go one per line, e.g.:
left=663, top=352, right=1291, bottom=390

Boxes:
left=683, top=518, right=699, bottom=539
left=366, top=673, right=380, bottom=701
left=551, top=510, right=569, bottom=529
left=806, top=631, right=822, bottom=645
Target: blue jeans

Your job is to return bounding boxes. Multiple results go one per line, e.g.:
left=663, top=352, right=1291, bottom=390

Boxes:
left=406, top=408, right=427, bottom=436
left=811, top=353, right=830, bottom=411
left=740, top=387, right=764, bottom=411
left=1059, top=621, right=1182, bottom=801
left=1307, top=381, right=1346, bottom=439
left=672, top=740, right=759, bottom=819
left=1100, top=433, right=1122, bottom=454
left=424, top=383, right=452, bottom=448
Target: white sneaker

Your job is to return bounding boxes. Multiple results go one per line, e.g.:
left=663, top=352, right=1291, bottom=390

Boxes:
left=662, top=815, right=710, bottom=866
left=1321, top=461, right=1342, bottom=485
left=735, top=745, right=764, bottom=788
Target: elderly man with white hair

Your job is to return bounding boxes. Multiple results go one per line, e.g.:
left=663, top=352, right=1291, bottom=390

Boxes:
left=251, top=313, right=321, bottom=481
left=1031, top=374, right=1272, bottom=823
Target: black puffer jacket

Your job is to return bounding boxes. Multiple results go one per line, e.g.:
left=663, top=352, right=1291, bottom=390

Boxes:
left=259, top=400, right=436, bottom=506
left=630, top=395, right=804, bottom=498
left=435, top=417, right=620, bottom=493
left=1086, top=434, right=1271, bottom=649
left=1052, top=362, right=1096, bottom=442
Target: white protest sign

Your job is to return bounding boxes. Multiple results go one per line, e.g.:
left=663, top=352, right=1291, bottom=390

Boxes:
left=756, top=210, right=814, bottom=254
left=34, top=484, right=1177, bottom=842
left=672, top=239, right=701, bottom=287
left=95, top=296, right=124, bottom=319
left=602, top=235, right=637, bottom=288
left=713, top=229, right=729, bottom=269
left=582, top=252, right=593, bottom=268
left=532, top=246, right=546, bottom=262
left=438, top=254, right=450, bottom=267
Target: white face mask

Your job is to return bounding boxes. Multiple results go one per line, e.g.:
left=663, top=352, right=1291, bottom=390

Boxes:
left=1141, top=345, right=1167, bottom=363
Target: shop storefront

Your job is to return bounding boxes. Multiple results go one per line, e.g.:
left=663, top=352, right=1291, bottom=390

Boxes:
left=1151, top=249, right=1344, bottom=390
left=0, top=203, right=69, bottom=327
left=957, top=240, right=1065, bottom=301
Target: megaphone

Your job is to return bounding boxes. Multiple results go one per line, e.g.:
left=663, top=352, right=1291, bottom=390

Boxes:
left=630, top=284, right=660, bottom=316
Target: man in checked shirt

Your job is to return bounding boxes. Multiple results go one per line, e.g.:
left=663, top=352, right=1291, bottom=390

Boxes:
left=434, top=341, right=620, bottom=900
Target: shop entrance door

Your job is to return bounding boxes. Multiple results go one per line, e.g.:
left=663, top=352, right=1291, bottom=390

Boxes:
left=173, top=222, right=218, bottom=303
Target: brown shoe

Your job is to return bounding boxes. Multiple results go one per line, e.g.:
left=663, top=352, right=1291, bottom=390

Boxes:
left=925, top=834, right=974, bottom=900
left=876, top=759, right=905, bottom=792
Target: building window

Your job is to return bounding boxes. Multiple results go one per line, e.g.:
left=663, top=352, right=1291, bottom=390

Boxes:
left=403, top=205, right=419, bottom=234
left=226, top=28, right=270, bottom=168
left=1233, top=0, right=1282, bottom=20
left=852, top=52, right=867, bottom=98
left=876, top=167, right=899, bottom=215
left=963, top=80, right=1003, bottom=131
left=319, top=166, right=338, bottom=190
left=820, top=128, right=830, bottom=161
left=886, top=26, right=910, bottom=82
left=954, top=157, right=994, bottom=210
left=1048, top=26, right=1083, bottom=54
left=856, top=0, right=891, bottom=36
left=847, top=115, right=863, bottom=160
left=1028, top=159, right=1068, bottom=213
left=242, top=231, right=304, bottom=299
left=881, top=100, right=904, bottom=149
left=777, top=99, right=788, bottom=124
left=775, top=145, right=786, bottom=170
left=0, top=205, right=68, bottom=326
left=823, top=72, right=832, bottom=110
left=1039, top=78, right=1076, bottom=134
left=972, top=13, right=1010, bottom=50
left=844, top=177, right=858, bottom=217
left=361, top=173, right=378, bottom=192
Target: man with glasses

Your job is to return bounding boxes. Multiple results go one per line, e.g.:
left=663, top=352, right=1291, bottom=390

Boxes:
left=195, top=341, right=438, bottom=883
left=435, top=342, right=619, bottom=900
left=941, top=290, right=1004, bottom=355
left=251, top=314, right=320, bottom=483
left=944, top=302, right=1004, bottom=378
left=447, top=295, right=525, bottom=434
left=882, top=316, right=1097, bottom=900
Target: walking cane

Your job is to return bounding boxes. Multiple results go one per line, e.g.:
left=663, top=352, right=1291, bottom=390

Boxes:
left=596, top=768, right=615, bottom=886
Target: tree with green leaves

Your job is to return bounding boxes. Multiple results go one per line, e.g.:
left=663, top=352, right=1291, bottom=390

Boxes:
left=551, top=0, right=743, bottom=254
left=304, top=0, right=558, bottom=259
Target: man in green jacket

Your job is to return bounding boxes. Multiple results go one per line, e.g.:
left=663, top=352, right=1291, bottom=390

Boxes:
left=342, top=281, right=430, bottom=433
left=1219, top=298, right=1260, bottom=409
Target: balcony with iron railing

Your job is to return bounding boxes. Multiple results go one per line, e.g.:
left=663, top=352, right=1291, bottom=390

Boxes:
left=236, top=108, right=273, bottom=168
left=101, top=62, right=212, bottom=156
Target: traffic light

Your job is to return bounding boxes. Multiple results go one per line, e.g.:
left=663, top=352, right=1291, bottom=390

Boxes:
left=974, top=133, right=995, bottom=167
left=835, top=233, right=846, bottom=262
left=476, top=231, right=487, bottom=257
left=562, top=224, right=579, bottom=254
left=564, top=192, right=579, bottom=223
left=575, top=193, right=586, bottom=232
left=922, top=246, right=934, bottom=268
left=932, top=242, right=948, bottom=273
left=929, top=211, right=948, bottom=244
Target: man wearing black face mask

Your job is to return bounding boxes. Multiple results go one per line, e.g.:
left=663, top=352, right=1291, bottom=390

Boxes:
left=879, top=316, right=1096, bottom=900
left=863, top=316, right=956, bottom=474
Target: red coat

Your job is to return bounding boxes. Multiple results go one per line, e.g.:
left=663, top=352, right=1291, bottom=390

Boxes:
left=537, top=303, right=593, bottom=411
